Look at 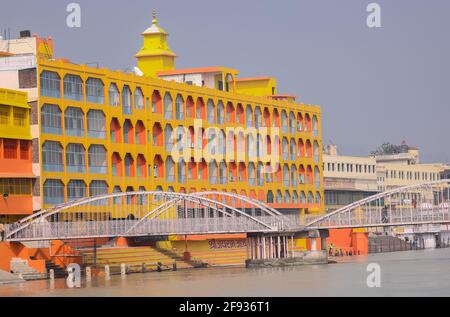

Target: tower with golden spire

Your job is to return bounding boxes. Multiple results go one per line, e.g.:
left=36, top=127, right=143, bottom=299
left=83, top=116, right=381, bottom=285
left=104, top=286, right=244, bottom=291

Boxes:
left=135, top=10, right=177, bottom=77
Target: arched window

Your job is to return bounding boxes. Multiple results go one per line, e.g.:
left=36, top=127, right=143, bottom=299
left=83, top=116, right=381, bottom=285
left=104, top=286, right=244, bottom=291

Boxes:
left=113, top=186, right=122, bottom=205
left=166, top=156, right=175, bottom=182
left=254, top=106, right=262, bottom=129
left=283, top=164, right=290, bottom=187
left=164, top=125, right=174, bottom=151
left=217, top=101, right=225, bottom=125
left=43, top=179, right=64, bottom=205
left=177, top=158, right=186, bottom=183
left=247, top=134, right=256, bottom=160
left=124, top=154, right=134, bottom=177
left=175, top=94, right=184, bottom=120
left=281, top=110, right=288, bottom=133
left=312, top=115, right=319, bottom=137
left=289, top=112, right=296, bottom=134
left=89, top=181, right=108, bottom=197
left=64, top=107, right=84, bottom=137
left=123, top=120, right=134, bottom=144
left=40, top=71, right=60, bottom=98
left=87, top=110, right=106, bottom=139
left=218, top=130, right=226, bottom=155
left=88, top=145, right=107, bottom=174
left=108, top=83, right=120, bottom=106
left=219, top=161, right=227, bottom=184
left=122, top=86, right=132, bottom=114
left=86, top=78, right=104, bottom=104
left=246, top=105, right=253, bottom=128
left=300, top=191, right=306, bottom=204
left=282, top=138, right=289, bottom=160
left=41, top=104, right=62, bottom=135
left=292, top=191, right=299, bottom=204
left=66, top=143, right=86, bottom=173
left=284, top=190, right=291, bottom=204
left=64, top=74, right=83, bottom=101
left=276, top=190, right=282, bottom=204
left=67, top=180, right=86, bottom=201
left=209, top=160, right=218, bottom=184
left=314, top=166, right=321, bottom=189
left=290, top=139, right=296, bottom=161
left=291, top=165, right=298, bottom=187
left=315, top=191, right=322, bottom=204
left=267, top=190, right=274, bottom=203
left=257, top=162, right=264, bottom=186
left=248, top=163, right=256, bottom=186
left=207, top=129, right=217, bottom=155
left=313, top=141, right=320, bottom=162
left=207, top=99, right=216, bottom=124
left=308, top=191, right=314, bottom=204
left=42, top=141, right=63, bottom=172
left=134, top=87, right=144, bottom=110
left=164, top=93, right=173, bottom=119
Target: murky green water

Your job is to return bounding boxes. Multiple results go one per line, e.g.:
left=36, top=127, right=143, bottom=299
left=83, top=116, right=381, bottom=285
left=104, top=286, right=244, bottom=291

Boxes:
left=1, top=248, right=450, bottom=297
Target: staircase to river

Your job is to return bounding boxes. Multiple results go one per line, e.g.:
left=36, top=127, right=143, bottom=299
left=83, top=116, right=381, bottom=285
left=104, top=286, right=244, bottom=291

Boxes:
left=369, top=235, right=422, bottom=254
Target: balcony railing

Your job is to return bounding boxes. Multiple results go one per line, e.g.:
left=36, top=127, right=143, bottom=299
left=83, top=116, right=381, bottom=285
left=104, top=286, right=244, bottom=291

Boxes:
left=42, top=126, right=62, bottom=135
left=41, top=88, right=60, bottom=99
left=43, top=164, right=64, bottom=172
left=67, top=165, right=86, bottom=174
left=64, top=92, right=83, bottom=102
left=87, top=95, right=104, bottom=104
left=88, top=130, right=107, bottom=139
left=65, top=128, right=84, bottom=137
left=89, top=166, right=108, bottom=174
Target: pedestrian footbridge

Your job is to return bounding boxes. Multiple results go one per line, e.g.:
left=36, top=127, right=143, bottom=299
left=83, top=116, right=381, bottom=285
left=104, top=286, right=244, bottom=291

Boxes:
left=4, top=180, right=450, bottom=242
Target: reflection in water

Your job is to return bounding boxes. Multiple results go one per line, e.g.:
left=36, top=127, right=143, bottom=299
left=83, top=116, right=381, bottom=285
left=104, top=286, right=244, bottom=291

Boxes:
left=1, top=249, right=450, bottom=297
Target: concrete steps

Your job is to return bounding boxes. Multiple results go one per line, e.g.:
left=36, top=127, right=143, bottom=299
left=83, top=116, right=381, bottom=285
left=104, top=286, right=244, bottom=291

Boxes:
left=79, top=247, right=195, bottom=271
left=10, top=258, right=47, bottom=281
left=369, top=235, right=421, bottom=253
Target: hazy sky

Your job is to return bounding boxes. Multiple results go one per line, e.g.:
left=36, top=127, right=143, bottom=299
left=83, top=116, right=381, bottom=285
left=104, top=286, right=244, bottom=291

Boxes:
left=1, top=0, right=449, bottom=163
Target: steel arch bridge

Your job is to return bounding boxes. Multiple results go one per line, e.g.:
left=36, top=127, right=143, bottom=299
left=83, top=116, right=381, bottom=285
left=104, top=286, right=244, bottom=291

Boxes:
left=305, top=179, right=450, bottom=229
left=4, top=180, right=450, bottom=242
left=5, top=191, right=303, bottom=242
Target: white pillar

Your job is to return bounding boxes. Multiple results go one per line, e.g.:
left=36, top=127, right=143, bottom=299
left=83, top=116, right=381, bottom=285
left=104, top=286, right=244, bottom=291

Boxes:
left=49, top=269, right=55, bottom=281
left=277, top=236, right=281, bottom=258
left=311, top=238, right=317, bottom=251
left=105, top=265, right=110, bottom=281
left=121, top=264, right=127, bottom=277
left=262, top=236, right=266, bottom=260
left=85, top=267, right=91, bottom=282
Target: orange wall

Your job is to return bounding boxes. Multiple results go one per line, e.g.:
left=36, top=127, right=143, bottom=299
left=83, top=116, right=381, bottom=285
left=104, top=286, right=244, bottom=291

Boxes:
left=328, top=229, right=368, bottom=255
left=0, top=196, right=33, bottom=215
left=0, top=242, right=46, bottom=273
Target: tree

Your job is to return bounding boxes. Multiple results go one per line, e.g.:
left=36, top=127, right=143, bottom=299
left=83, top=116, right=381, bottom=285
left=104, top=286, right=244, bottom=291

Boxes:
left=371, top=142, right=406, bottom=156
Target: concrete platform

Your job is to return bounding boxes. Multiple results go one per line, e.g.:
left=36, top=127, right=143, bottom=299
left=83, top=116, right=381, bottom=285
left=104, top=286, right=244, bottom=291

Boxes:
left=245, top=250, right=328, bottom=268
left=0, top=269, right=25, bottom=285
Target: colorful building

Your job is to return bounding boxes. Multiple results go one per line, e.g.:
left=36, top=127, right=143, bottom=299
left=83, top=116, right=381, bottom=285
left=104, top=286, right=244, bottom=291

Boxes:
left=0, top=13, right=324, bottom=217
left=0, top=88, right=35, bottom=223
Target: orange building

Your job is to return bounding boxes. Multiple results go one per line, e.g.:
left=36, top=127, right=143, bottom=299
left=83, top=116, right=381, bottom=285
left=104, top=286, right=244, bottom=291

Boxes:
left=0, top=88, right=35, bottom=223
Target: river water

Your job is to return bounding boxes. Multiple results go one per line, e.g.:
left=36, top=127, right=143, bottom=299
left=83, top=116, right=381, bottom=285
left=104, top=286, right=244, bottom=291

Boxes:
left=1, top=248, right=450, bottom=297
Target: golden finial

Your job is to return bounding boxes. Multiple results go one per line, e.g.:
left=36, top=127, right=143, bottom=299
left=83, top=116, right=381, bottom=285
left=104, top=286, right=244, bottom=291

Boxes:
left=152, top=9, right=158, bottom=24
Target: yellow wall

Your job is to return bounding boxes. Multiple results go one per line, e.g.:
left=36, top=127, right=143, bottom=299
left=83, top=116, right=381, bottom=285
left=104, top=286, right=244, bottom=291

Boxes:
left=235, top=78, right=277, bottom=97
left=0, top=88, right=31, bottom=140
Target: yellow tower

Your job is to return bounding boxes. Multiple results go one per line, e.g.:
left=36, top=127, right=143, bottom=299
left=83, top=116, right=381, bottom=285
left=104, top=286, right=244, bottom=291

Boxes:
left=135, top=10, right=177, bottom=77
